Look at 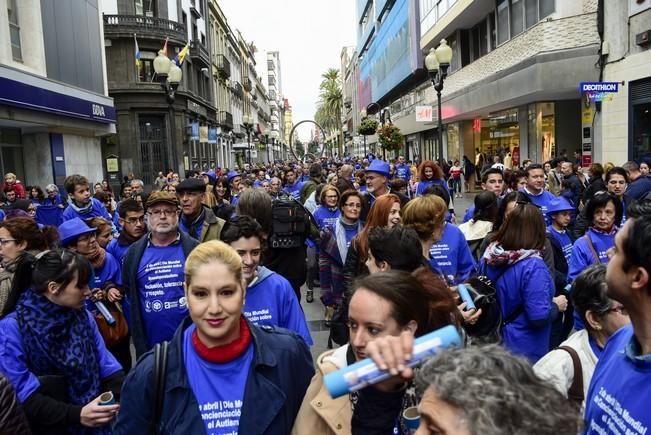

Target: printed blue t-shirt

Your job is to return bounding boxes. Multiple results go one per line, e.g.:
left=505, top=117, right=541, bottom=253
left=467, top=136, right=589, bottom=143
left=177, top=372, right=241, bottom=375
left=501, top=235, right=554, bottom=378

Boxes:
left=184, top=324, right=253, bottom=435
left=137, top=242, right=187, bottom=347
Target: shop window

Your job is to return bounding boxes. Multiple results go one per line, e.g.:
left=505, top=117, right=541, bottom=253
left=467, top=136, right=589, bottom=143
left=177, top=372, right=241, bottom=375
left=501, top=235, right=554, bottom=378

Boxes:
left=138, top=58, right=155, bottom=82
left=631, top=103, right=651, bottom=161
left=134, top=0, right=155, bottom=17
left=511, top=0, right=524, bottom=37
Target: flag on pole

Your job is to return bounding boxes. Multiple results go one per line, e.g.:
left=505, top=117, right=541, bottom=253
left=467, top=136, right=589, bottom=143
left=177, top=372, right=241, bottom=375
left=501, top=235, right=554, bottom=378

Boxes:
left=162, top=37, right=168, bottom=56
left=134, top=34, right=141, bottom=67
left=174, top=42, right=190, bottom=67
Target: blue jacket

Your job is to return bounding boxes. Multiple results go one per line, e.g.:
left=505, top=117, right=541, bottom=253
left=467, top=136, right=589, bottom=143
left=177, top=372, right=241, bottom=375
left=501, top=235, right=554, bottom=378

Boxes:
left=114, top=317, right=314, bottom=435
left=567, top=228, right=615, bottom=284
left=484, top=257, right=555, bottom=362
left=61, top=197, right=111, bottom=222
left=122, top=232, right=199, bottom=358
left=521, top=188, right=557, bottom=225
left=625, top=175, right=651, bottom=200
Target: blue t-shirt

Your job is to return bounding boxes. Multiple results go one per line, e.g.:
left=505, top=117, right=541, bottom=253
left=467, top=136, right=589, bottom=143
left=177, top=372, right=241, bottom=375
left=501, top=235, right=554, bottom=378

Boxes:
left=244, top=267, right=313, bottom=345
left=521, top=189, right=556, bottom=226
left=313, top=206, right=340, bottom=230
left=92, top=251, right=122, bottom=289
left=583, top=325, right=651, bottom=435
left=416, top=179, right=448, bottom=197
left=183, top=324, right=253, bottom=435
left=137, top=242, right=187, bottom=348
left=567, top=228, right=615, bottom=283
left=395, top=164, right=411, bottom=181
left=106, top=238, right=131, bottom=264
left=344, top=225, right=358, bottom=248
left=547, top=226, right=573, bottom=263
left=283, top=181, right=303, bottom=201
left=428, top=223, right=476, bottom=285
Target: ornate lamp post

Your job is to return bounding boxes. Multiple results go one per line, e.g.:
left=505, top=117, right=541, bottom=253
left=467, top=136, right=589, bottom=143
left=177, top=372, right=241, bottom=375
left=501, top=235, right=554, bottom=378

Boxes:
left=153, top=49, right=183, bottom=174
left=242, top=114, right=253, bottom=165
left=425, top=39, right=453, bottom=163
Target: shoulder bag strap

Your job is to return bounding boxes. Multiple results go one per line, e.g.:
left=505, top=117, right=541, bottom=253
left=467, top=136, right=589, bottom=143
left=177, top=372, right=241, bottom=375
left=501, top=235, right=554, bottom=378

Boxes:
left=556, top=346, right=584, bottom=404
left=583, top=235, right=600, bottom=263
left=149, top=341, right=169, bottom=435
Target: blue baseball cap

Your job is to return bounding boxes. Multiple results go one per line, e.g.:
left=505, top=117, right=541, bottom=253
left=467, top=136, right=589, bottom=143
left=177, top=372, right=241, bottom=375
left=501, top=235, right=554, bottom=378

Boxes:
left=227, top=171, right=241, bottom=183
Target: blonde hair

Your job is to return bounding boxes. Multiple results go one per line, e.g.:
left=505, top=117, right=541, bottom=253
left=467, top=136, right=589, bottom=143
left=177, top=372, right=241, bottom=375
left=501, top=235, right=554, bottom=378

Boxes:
left=184, top=240, right=243, bottom=289
left=401, top=195, right=447, bottom=240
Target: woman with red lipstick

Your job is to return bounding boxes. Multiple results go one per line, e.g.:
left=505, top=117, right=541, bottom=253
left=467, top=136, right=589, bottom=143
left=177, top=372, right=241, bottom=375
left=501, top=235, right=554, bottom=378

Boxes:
left=115, top=240, right=314, bottom=435
left=292, top=268, right=459, bottom=435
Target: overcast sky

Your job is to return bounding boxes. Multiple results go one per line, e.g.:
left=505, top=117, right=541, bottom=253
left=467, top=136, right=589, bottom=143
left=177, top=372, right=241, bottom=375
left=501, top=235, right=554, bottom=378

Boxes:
left=219, top=0, right=357, bottom=139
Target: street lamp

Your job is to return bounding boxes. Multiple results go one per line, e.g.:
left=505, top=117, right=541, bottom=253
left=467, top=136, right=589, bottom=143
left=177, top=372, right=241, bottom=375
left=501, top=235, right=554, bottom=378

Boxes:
left=270, top=130, right=279, bottom=161
left=153, top=50, right=182, bottom=104
left=242, top=114, right=253, bottom=165
left=425, top=39, right=453, bottom=164
left=360, top=109, right=368, bottom=158
left=263, top=127, right=271, bottom=163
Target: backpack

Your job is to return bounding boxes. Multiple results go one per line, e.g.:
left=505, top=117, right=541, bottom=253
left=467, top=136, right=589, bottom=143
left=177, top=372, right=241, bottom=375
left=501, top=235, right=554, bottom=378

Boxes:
left=462, top=263, right=522, bottom=343
left=269, top=193, right=312, bottom=249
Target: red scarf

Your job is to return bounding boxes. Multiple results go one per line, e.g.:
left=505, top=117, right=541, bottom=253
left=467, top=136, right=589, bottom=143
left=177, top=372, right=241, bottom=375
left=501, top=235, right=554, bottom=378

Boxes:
left=191, top=316, right=251, bottom=363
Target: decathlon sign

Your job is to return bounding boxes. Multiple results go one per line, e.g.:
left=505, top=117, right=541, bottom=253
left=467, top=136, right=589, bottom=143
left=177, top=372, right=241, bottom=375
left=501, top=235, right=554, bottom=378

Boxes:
left=579, top=82, right=619, bottom=92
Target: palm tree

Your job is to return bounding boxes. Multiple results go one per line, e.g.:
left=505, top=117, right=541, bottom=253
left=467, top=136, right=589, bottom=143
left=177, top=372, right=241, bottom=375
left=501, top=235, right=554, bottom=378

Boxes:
left=315, top=68, right=344, bottom=157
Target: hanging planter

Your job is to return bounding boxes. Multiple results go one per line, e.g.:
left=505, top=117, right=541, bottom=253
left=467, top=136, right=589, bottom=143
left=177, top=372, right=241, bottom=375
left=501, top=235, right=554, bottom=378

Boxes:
left=377, top=124, right=404, bottom=152
left=358, top=118, right=378, bottom=136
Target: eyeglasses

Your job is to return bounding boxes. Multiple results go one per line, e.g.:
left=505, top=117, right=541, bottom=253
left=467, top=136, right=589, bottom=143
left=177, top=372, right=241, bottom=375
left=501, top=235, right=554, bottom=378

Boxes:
left=148, top=209, right=178, bottom=217
left=125, top=216, right=145, bottom=224
left=605, top=305, right=628, bottom=316
left=77, top=233, right=97, bottom=243
left=0, top=238, right=17, bottom=245
left=344, top=203, right=362, bottom=209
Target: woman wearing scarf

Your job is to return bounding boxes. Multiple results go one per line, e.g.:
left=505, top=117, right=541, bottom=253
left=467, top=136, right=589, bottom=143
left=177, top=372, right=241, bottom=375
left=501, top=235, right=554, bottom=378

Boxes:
left=567, top=191, right=622, bottom=330
left=58, top=218, right=130, bottom=371
left=482, top=202, right=567, bottom=363
left=115, top=240, right=313, bottom=434
left=0, top=217, right=58, bottom=317
left=319, top=189, right=364, bottom=325
left=0, top=250, right=123, bottom=434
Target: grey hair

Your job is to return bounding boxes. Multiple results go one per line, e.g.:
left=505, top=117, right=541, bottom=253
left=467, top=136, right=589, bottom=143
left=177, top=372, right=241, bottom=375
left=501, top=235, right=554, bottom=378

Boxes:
left=45, top=184, right=58, bottom=193
left=570, top=264, right=613, bottom=330
left=236, top=188, right=272, bottom=234
left=416, top=345, right=580, bottom=435
left=131, top=179, right=144, bottom=187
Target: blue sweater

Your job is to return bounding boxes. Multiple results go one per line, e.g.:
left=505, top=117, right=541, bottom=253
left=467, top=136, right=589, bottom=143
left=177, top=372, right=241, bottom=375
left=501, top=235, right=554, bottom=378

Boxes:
left=0, top=310, right=122, bottom=403
left=484, top=257, right=555, bottom=362
left=584, top=325, right=651, bottom=434
left=416, top=178, right=448, bottom=197
left=245, top=266, right=313, bottom=345
left=428, top=223, right=476, bottom=285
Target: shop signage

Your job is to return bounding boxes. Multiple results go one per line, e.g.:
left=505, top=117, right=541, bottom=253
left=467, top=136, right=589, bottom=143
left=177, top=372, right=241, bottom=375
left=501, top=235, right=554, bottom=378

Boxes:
left=415, top=106, right=433, bottom=122
left=0, top=75, right=116, bottom=124
left=580, top=82, right=620, bottom=103
left=187, top=100, right=207, bottom=117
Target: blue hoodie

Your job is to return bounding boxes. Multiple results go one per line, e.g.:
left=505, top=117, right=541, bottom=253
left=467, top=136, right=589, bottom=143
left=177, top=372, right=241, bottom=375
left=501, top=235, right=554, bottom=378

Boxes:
left=583, top=325, right=651, bottom=435
left=428, top=223, right=476, bottom=285
left=244, top=266, right=313, bottom=345
left=62, top=197, right=112, bottom=222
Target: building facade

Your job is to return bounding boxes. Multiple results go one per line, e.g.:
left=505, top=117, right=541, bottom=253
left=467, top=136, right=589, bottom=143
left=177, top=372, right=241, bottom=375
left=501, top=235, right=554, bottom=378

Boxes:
left=598, top=0, right=651, bottom=164
left=101, top=0, right=217, bottom=187
left=0, top=0, right=115, bottom=189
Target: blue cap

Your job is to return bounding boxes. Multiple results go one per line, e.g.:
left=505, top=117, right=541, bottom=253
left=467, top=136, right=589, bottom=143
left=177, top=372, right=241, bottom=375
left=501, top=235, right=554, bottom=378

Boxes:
left=366, top=160, right=390, bottom=178
left=227, top=171, right=240, bottom=183
left=546, top=197, right=575, bottom=215
left=58, top=217, right=96, bottom=246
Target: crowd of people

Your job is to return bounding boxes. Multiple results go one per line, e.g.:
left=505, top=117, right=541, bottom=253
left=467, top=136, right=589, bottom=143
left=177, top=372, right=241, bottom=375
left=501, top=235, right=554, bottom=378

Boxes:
left=0, top=150, right=649, bottom=435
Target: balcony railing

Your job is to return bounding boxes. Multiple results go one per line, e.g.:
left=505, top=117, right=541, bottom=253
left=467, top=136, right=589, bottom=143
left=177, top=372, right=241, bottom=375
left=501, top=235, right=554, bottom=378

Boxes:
left=214, top=54, right=231, bottom=78
left=190, top=39, right=210, bottom=67
left=103, top=14, right=186, bottom=44
left=218, top=110, right=233, bottom=130
left=231, top=81, right=243, bottom=98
